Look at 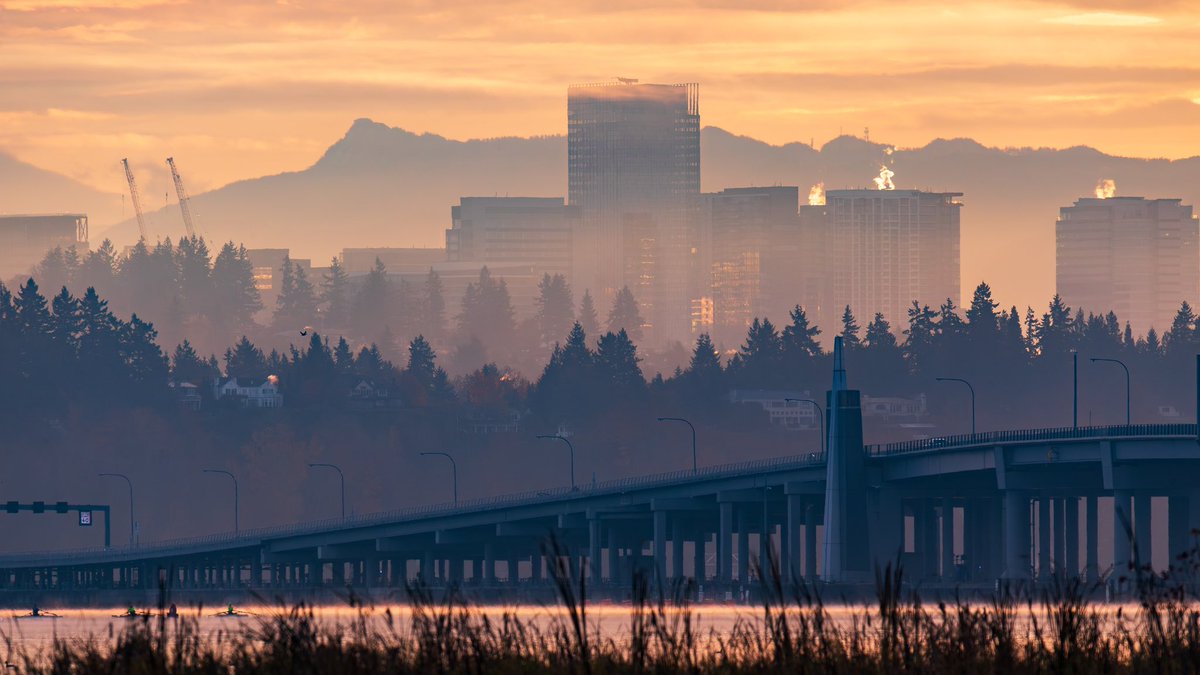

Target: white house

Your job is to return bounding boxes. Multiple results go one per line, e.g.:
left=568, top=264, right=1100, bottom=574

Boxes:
left=213, top=377, right=283, bottom=408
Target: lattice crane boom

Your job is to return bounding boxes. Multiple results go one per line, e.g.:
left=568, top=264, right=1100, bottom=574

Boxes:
left=121, top=158, right=148, bottom=241
left=166, top=156, right=196, bottom=238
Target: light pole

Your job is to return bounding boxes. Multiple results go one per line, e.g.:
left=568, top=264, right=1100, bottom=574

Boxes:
left=421, top=452, right=457, bottom=504
left=1090, top=357, right=1131, bottom=425
left=935, top=377, right=976, bottom=435
left=785, top=398, right=825, bottom=453
left=536, top=435, right=576, bottom=490
left=98, top=473, right=134, bottom=546
left=308, top=463, right=346, bottom=519
left=1071, top=350, right=1079, bottom=429
left=657, top=417, right=697, bottom=474
left=202, top=469, right=239, bottom=534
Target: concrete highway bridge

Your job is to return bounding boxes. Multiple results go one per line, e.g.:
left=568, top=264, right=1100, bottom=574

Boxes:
left=1, top=422, right=1197, bottom=599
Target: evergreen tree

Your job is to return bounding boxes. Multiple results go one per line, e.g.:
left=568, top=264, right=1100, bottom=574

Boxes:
left=352, top=258, right=391, bottom=339
left=321, top=257, right=351, bottom=328
left=224, top=336, right=268, bottom=382
left=175, top=236, right=212, bottom=313
left=903, top=301, right=938, bottom=367
left=781, top=305, right=822, bottom=359
left=595, top=329, right=644, bottom=392
left=79, top=239, right=118, bottom=292
left=1166, top=301, right=1197, bottom=354
left=49, top=287, right=81, bottom=352
left=457, top=266, right=516, bottom=350
left=333, top=336, right=355, bottom=375
left=965, top=282, right=999, bottom=338
left=840, top=305, right=861, bottom=349
left=118, top=313, right=168, bottom=388
left=606, top=286, right=644, bottom=342
left=407, top=335, right=438, bottom=383
left=211, top=242, right=262, bottom=330
left=535, top=273, right=575, bottom=347
left=864, top=313, right=897, bottom=350
left=578, top=290, right=600, bottom=340
left=937, top=298, right=964, bottom=338
left=421, top=269, right=445, bottom=340
left=35, top=247, right=71, bottom=293
left=172, top=340, right=216, bottom=384
left=273, top=255, right=317, bottom=329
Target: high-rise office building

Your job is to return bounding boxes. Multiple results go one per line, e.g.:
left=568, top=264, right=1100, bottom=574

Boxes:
left=825, top=189, right=962, bottom=331
left=1057, top=196, right=1198, bottom=334
left=447, top=197, right=579, bottom=284
left=568, top=80, right=700, bottom=343
left=0, top=213, right=88, bottom=278
left=706, top=186, right=802, bottom=344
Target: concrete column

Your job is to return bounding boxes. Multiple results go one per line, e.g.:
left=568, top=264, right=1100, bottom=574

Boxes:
left=1038, top=496, right=1051, bottom=581
left=1003, top=491, right=1031, bottom=579
left=804, top=502, right=818, bottom=581
left=1134, top=492, right=1152, bottom=572
left=786, top=494, right=803, bottom=582
left=736, top=513, right=749, bottom=582
left=1113, top=490, right=1133, bottom=583
left=719, top=502, right=733, bottom=584
left=653, top=510, right=668, bottom=582
left=670, top=520, right=684, bottom=580
left=483, top=543, right=495, bottom=584
left=1086, top=495, right=1099, bottom=582
left=1169, top=495, right=1191, bottom=567
left=606, top=527, right=619, bottom=583
left=1065, top=497, right=1080, bottom=577
left=941, top=498, right=954, bottom=580
left=588, top=519, right=601, bottom=584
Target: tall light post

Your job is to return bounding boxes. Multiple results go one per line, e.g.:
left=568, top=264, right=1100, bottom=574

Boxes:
left=420, top=452, right=458, bottom=504
left=935, top=377, right=976, bottom=435
left=657, top=417, right=697, bottom=474
left=1090, top=357, right=1131, bottom=425
left=1071, top=350, right=1079, bottom=429
left=785, top=398, right=825, bottom=453
left=536, top=435, right=576, bottom=490
left=98, top=473, right=134, bottom=546
left=202, top=469, right=239, bottom=534
left=308, top=463, right=346, bottom=519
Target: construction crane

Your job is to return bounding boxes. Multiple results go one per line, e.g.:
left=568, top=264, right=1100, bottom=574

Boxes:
left=166, top=157, right=196, bottom=239
left=121, top=158, right=148, bottom=241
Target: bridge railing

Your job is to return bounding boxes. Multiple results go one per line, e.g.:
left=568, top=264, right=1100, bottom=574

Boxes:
left=866, top=423, right=1198, bottom=457
left=0, top=449, right=825, bottom=566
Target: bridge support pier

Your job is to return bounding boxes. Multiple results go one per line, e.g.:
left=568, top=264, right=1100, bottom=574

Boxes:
left=736, top=512, right=749, bottom=583
left=1037, top=495, right=1051, bottom=582
left=1169, top=494, right=1191, bottom=567
left=1086, top=495, right=1099, bottom=582
left=1113, top=490, right=1133, bottom=588
left=719, top=503, right=733, bottom=584
left=941, top=498, right=954, bottom=580
left=1002, top=491, right=1031, bottom=580
left=786, top=494, right=803, bottom=582
left=1134, top=493, right=1152, bottom=571
left=1065, top=498, right=1080, bottom=577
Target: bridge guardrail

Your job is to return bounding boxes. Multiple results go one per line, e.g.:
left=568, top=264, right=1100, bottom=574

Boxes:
left=866, top=423, right=1198, bottom=457
left=0, top=449, right=826, bottom=567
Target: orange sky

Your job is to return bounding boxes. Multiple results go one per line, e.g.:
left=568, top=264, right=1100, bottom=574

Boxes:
left=1, top=0, right=1198, bottom=202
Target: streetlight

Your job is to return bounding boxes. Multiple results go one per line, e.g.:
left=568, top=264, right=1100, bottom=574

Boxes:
left=202, top=469, right=239, bottom=534
left=1090, top=357, right=1131, bottom=425
left=656, top=417, right=697, bottom=474
left=420, top=452, right=457, bottom=504
left=536, top=435, right=576, bottom=490
left=98, top=473, right=134, bottom=546
left=785, top=398, right=825, bottom=453
left=935, top=377, right=976, bottom=435
left=308, top=463, right=346, bottom=520
left=1071, top=350, right=1079, bottom=429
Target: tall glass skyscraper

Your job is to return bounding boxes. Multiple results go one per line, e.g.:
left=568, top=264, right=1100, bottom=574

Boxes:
left=568, top=81, right=700, bottom=343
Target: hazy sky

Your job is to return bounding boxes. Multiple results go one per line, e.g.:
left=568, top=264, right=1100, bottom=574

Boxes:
left=2, top=0, right=1197, bottom=197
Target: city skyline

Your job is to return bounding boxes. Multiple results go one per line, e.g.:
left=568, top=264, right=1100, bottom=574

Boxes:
left=1, top=1, right=1197, bottom=199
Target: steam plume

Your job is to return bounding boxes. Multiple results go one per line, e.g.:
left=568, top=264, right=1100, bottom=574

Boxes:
left=1095, top=179, right=1116, bottom=199
left=809, top=182, right=825, bottom=206
left=873, top=166, right=895, bottom=190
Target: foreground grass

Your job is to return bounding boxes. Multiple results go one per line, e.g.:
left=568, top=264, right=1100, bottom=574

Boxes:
left=8, top=544, right=1200, bottom=673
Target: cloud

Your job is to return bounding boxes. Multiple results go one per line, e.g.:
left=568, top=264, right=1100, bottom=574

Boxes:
left=1044, top=12, right=1163, bottom=26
